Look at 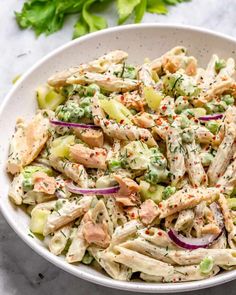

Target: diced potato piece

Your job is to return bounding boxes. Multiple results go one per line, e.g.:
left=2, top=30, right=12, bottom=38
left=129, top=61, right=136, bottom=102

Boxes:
left=36, top=84, right=66, bottom=111
left=30, top=209, right=50, bottom=235
left=100, top=98, right=133, bottom=124
left=50, top=135, right=75, bottom=158
left=143, top=86, right=163, bottom=111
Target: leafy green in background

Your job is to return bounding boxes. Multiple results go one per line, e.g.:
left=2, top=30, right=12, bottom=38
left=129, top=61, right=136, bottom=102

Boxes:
left=15, top=0, right=190, bottom=39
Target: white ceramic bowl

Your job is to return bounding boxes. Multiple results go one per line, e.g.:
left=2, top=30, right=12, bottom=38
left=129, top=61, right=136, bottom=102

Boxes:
left=1, top=24, right=236, bottom=293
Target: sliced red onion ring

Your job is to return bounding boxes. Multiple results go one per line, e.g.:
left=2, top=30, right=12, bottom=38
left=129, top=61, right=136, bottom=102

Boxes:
left=198, top=114, right=223, bottom=121
left=66, top=182, right=120, bottom=195
left=168, top=228, right=220, bottom=250
left=50, top=119, right=100, bottom=129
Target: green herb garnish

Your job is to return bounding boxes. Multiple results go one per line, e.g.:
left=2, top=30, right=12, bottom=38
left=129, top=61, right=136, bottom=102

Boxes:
left=15, top=0, right=191, bottom=39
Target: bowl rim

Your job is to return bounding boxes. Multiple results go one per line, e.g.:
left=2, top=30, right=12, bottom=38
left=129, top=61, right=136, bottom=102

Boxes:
left=1, top=23, right=236, bottom=293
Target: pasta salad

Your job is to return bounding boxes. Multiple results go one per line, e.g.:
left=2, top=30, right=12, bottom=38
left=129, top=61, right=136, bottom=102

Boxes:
left=7, top=47, right=236, bottom=283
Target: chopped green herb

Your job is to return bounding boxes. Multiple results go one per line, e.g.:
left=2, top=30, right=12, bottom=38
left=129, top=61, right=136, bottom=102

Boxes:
left=215, top=59, right=226, bottom=72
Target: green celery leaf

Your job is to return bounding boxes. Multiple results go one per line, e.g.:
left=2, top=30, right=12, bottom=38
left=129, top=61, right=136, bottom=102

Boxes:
left=135, top=0, right=147, bottom=23
left=164, top=0, right=190, bottom=4
left=73, top=0, right=107, bottom=39
left=117, top=0, right=141, bottom=25
left=73, top=16, right=89, bottom=39
left=90, top=0, right=113, bottom=12
left=15, top=0, right=192, bottom=38
left=55, top=0, right=87, bottom=14
left=15, top=0, right=65, bottom=36
left=82, top=0, right=107, bottom=32
left=147, top=0, right=168, bottom=14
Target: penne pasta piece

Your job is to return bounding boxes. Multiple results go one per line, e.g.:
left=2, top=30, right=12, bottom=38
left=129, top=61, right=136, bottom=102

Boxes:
left=31, top=200, right=57, bottom=213
left=91, top=94, right=157, bottom=146
left=137, top=64, right=155, bottom=87
left=169, top=248, right=236, bottom=266
left=86, top=50, right=128, bottom=73
left=195, top=126, right=221, bottom=146
left=210, top=231, right=227, bottom=249
left=159, top=187, right=219, bottom=219
left=67, top=72, right=139, bottom=93
left=49, top=224, right=72, bottom=256
left=113, top=246, right=174, bottom=276
left=216, top=158, right=236, bottom=195
left=208, top=124, right=236, bottom=185
left=217, top=58, right=235, bottom=79
left=138, top=228, right=178, bottom=249
left=120, top=238, right=174, bottom=264
left=121, top=237, right=236, bottom=267
left=43, top=196, right=92, bottom=235
left=48, top=50, right=128, bottom=87
left=89, top=246, right=132, bottom=281
left=8, top=173, right=24, bottom=205
left=228, top=227, right=236, bottom=249
left=90, top=199, right=113, bottom=236
left=205, top=54, right=219, bottom=79
left=194, top=79, right=234, bottom=106
left=66, top=224, right=88, bottom=263
left=110, top=220, right=143, bottom=247
left=22, top=191, right=56, bottom=205
left=105, top=197, right=127, bottom=231
left=174, top=209, right=194, bottom=232
left=193, top=202, right=207, bottom=237
left=166, top=127, right=186, bottom=186
left=217, top=194, right=234, bottom=233
left=140, top=265, right=220, bottom=282
left=185, top=139, right=208, bottom=187
left=49, top=155, right=89, bottom=187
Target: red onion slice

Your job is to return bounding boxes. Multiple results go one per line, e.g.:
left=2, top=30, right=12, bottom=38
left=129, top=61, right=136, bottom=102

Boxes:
left=66, top=182, right=120, bottom=195
left=50, top=119, right=100, bottom=129
left=168, top=228, right=220, bottom=250
left=198, top=114, right=223, bottom=121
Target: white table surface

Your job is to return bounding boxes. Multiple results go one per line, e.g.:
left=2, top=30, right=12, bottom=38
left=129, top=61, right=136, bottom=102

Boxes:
left=1, top=0, right=236, bottom=294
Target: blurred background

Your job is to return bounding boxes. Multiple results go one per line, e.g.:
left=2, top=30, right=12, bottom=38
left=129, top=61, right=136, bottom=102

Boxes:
left=1, top=0, right=236, bottom=294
